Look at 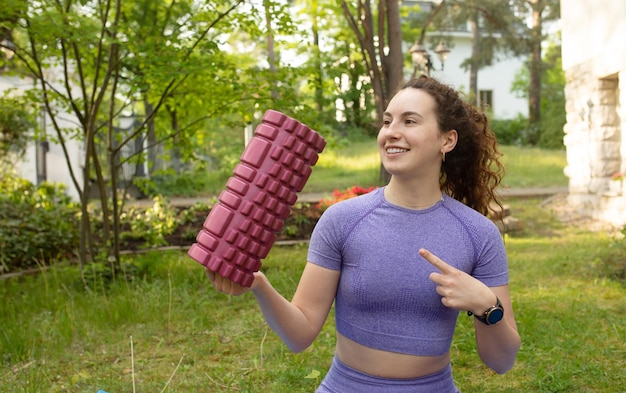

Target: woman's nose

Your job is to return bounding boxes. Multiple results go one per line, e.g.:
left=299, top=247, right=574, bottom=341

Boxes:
left=382, top=122, right=401, bottom=139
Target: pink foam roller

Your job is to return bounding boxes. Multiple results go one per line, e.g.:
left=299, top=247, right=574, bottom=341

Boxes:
left=188, top=110, right=326, bottom=286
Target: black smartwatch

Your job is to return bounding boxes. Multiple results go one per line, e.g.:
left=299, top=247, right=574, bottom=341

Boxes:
left=468, top=297, right=504, bottom=325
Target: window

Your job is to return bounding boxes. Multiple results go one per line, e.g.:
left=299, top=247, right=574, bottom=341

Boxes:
left=479, top=90, right=493, bottom=113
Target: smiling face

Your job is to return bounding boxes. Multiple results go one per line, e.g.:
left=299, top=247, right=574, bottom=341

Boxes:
left=377, top=88, right=456, bottom=180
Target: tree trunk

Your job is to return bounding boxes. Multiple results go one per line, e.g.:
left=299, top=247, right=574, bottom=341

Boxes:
left=528, top=2, right=543, bottom=124
left=468, top=11, right=480, bottom=106
left=340, top=0, right=385, bottom=125
left=265, top=0, right=278, bottom=100
left=379, top=0, right=405, bottom=184
left=108, top=54, right=123, bottom=274
left=78, top=139, right=93, bottom=269
left=311, top=4, right=324, bottom=114
left=170, top=108, right=181, bottom=173
left=145, top=99, right=158, bottom=175
left=384, top=0, right=404, bottom=97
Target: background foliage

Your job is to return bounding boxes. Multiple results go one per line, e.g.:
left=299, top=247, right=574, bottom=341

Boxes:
left=0, top=95, right=35, bottom=166
left=0, top=173, right=80, bottom=273
left=510, top=41, right=566, bottom=149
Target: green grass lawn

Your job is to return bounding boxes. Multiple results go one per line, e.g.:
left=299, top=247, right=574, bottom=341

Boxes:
left=3, top=142, right=621, bottom=392
left=300, top=139, right=382, bottom=193
left=300, top=140, right=568, bottom=193
left=1, top=197, right=625, bottom=392
left=193, top=139, right=567, bottom=196
left=499, top=145, right=568, bottom=188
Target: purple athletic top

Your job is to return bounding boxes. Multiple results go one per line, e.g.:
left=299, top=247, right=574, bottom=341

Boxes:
left=307, top=187, right=509, bottom=357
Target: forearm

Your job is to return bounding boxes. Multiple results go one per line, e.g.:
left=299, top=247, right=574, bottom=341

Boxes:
left=251, top=273, right=320, bottom=352
left=474, top=321, right=521, bottom=374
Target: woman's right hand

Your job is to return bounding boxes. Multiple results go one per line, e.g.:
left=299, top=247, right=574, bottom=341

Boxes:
left=206, top=268, right=263, bottom=296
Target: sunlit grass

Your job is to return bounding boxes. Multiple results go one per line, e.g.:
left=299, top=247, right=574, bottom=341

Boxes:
left=303, top=140, right=569, bottom=193
left=3, top=141, right=620, bottom=392
left=500, top=145, right=567, bottom=188
left=301, top=139, right=381, bottom=193
left=2, top=197, right=625, bottom=392
left=167, top=138, right=568, bottom=197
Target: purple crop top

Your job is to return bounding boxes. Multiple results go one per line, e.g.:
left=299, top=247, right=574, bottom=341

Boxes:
left=307, top=187, right=509, bottom=357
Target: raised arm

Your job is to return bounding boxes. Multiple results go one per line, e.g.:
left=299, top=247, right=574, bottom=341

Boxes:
left=418, top=248, right=521, bottom=374
left=209, top=262, right=340, bottom=353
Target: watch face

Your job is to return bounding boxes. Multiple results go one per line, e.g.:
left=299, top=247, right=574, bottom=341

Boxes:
left=487, top=308, right=504, bottom=325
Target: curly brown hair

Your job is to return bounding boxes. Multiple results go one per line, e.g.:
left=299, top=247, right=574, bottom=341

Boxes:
left=401, top=76, right=505, bottom=216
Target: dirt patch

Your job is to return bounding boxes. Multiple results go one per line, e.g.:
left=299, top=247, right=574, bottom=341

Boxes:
left=540, top=193, right=620, bottom=234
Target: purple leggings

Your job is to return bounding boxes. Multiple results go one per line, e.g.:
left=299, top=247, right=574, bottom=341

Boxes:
left=316, top=356, right=461, bottom=393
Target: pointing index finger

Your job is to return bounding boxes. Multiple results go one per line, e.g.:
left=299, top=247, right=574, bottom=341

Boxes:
left=419, top=248, right=455, bottom=274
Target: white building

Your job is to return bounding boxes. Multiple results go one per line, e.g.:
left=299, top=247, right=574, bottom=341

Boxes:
left=1, top=63, right=145, bottom=202
left=404, top=1, right=528, bottom=120
left=423, top=32, right=528, bottom=120
left=0, top=72, right=84, bottom=201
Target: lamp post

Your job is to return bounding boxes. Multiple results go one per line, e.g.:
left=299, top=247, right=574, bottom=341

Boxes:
left=410, top=39, right=450, bottom=77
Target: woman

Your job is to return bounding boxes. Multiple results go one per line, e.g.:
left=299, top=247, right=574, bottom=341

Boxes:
left=208, top=75, right=521, bottom=392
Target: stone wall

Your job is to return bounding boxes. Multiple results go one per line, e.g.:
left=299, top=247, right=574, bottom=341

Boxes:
left=563, top=63, right=626, bottom=227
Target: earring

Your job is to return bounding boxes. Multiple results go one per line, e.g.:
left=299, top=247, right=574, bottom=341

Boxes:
left=442, top=151, right=446, bottom=162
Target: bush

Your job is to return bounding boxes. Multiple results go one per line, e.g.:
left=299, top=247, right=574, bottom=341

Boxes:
left=490, top=114, right=564, bottom=150
left=0, top=173, right=80, bottom=273
left=119, top=196, right=179, bottom=248
left=490, top=114, right=529, bottom=146
left=537, top=106, right=565, bottom=149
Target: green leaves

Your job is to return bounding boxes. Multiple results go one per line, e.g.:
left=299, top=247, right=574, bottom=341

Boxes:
left=0, top=95, right=35, bottom=163
left=0, top=174, right=80, bottom=273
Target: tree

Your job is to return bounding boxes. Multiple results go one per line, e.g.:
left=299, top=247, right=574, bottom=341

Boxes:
left=340, top=0, right=404, bottom=124
left=511, top=37, right=565, bottom=148
left=2, top=0, right=268, bottom=271
left=436, top=0, right=559, bottom=119
left=339, top=0, right=405, bottom=183
left=425, top=0, right=526, bottom=105
left=289, top=0, right=375, bottom=133
left=520, top=0, right=560, bottom=125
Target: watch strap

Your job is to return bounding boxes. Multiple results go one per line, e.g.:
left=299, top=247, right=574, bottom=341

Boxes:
left=468, top=296, right=504, bottom=325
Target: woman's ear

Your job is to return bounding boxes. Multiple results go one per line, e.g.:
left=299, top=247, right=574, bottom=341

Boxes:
left=442, top=129, right=458, bottom=153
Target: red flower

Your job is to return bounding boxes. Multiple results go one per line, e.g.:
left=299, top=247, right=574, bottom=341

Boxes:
left=315, top=186, right=378, bottom=211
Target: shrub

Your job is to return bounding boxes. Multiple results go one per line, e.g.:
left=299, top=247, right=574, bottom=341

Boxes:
left=0, top=173, right=80, bottom=273
left=490, top=115, right=529, bottom=146
left=119, top=195, right=179, bottom=248
left=490, top=114, right=564, bottom=149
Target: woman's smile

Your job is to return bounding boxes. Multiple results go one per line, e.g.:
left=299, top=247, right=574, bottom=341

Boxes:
left=386, top=147, right=409, bottom=155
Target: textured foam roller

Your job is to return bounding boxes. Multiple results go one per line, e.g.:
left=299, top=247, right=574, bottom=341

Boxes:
left=188, top=110, right=326, bottom=287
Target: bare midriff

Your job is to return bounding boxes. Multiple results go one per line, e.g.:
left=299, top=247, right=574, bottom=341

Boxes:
left=335, top=333, right=451, bottom=379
